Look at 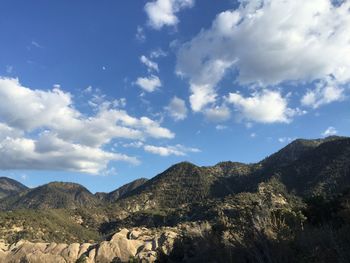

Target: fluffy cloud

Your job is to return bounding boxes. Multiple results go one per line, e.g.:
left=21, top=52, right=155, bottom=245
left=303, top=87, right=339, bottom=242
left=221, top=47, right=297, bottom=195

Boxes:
left=144, top=144, right=200, bottom=156
left=227, top=90, right=298, bottom=123
left=135, top=75, right=162, bottom=92
left=140, top=55, right=159, bottom=72
left=322, top=126, right=338, bottom=136
left=0, top=77, right=174, bottom=174
left=301, top=79, right=345, bottom=108
left=177, top=0, right=350, bottom=113
left=204, top=106, right=231, bottom=122
left=165, top=96, right=188, bottom=121
left=0, top=133, right=138, bottom=174
left=145, top=0, right=194, bottom=29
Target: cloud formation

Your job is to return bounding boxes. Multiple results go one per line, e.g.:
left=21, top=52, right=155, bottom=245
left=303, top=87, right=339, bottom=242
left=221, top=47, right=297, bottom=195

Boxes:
left=145, top=0, right=194, bottom=29
left=227, top=90, right=299, bottom=123
left=301, top=78, right=345, bottom=108
left=0, top=78, right=174, bottom=174
left=140, top=55, right=159, bottom=72
left=135, top=75, right=162, bottom=92
left=177, top=0, right=350, bottom=118
left=144, top=144, right=200, bottom=156
left=322, top=126, right=338, bottom=137
left=165, top=96, right=188, bottom=121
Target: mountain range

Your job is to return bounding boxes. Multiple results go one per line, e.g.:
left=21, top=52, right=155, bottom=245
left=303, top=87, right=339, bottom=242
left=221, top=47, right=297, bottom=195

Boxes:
left=0, top=136, right=350, bottom=262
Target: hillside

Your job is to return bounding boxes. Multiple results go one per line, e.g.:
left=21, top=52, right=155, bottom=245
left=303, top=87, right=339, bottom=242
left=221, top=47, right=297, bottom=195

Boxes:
left=116, top=161, right=253, bottom=213
left=276, top=137, right=350, bottom=196
left=0, top=177, right=28, bottom=199
left=0, top=182, right=100, bottom=210
left=95, top=178, right=148, bottom=202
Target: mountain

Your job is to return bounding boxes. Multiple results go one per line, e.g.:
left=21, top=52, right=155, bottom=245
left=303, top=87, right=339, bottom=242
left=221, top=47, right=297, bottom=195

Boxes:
left=0, top=182, right=100, bottom=210
left=275, top=137, right=350, bottom=196
left=0, top=177, right=28, bottom=199
left=116, top=136, right=350, bottom=215
left=260, top=136, right=346, bottom=169
left=95, top=178, right=148, bottom=202
left=115, top=161, right=254, bottom=214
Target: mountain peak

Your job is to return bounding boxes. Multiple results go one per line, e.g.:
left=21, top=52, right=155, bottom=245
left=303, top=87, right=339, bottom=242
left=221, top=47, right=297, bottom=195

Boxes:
left=0, top=177, right=28, bottom=199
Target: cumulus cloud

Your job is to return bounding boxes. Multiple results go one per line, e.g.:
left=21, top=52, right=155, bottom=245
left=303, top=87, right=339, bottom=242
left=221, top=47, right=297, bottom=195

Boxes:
left=165, top=96, right=188, bottom=121
left=177, top=0, right=350, bottom=114
left=144, top=144, right=200, bottom=156
left=140, top=55, right=159, bottom=72
left=322, top=126, right=338, bottom=136
left=135, top=75, right=162, bottom=92
left=0, top=133, right=138, bottom=174
left=301, top=79, right=345, bottom=108
left=204, top=106, right=231, bottom=122
left=227, top=90, right=299, bottom=123
left=145, top=0, right=195, bottom=29
left=0, top=77, right=174, bottom=174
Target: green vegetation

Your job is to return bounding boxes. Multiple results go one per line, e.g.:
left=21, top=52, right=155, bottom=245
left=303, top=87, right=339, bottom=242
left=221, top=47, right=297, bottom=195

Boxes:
left=0, top=209, right=100, bottom=243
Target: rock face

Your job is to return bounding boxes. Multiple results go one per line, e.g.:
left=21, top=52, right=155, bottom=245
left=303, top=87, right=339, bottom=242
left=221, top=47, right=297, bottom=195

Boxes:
left=0, top=227, right=178, bottom=263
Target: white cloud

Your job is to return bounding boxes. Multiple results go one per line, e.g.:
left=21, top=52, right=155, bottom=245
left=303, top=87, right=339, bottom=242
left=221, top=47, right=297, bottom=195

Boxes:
left=322, top=126, right=338, bottom=136
left=144, top=144, right=200, bottom=156
left=135, top=75, right=162, bottom=92
left=177, top=0, right=350, bottom=112
left=278, top=137, right=293, bottom=144
left=140, top=55, right=159, bottom=72
left=150, top=49, right=167, bottom=58
left=123, top=141, right=144, bottom=148
left=0, top=133, right=139, bottom=174
left=0, top=77, right=175, bottom=174
left=227, top=90, right=297, bottom=123
left=165, top=96, right=188, bottom=121
left=301, top=79, right=345, bottom=108
left=204, top=106, right=231, bottom=122
left=145, top=0, right=194, bottom=29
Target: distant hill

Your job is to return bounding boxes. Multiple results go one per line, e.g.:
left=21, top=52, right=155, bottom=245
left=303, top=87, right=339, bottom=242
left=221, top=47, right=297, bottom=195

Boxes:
left=95, top=178, right=148, bottom=202
left=115, top=161, right=255, bottom=213
left=275, top=137, right=350, bottom=196
left=260, top=136, right=346, bottom=169
left=0, top=177, right=28, bottom=199
left=0, top=182, right=100, bottom=210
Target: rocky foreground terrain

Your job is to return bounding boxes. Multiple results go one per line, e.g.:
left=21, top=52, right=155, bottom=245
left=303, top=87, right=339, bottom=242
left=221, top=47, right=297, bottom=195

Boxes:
left=0, top=227, right=179, bottom=262
left=0, top=136, right=350, bottom=262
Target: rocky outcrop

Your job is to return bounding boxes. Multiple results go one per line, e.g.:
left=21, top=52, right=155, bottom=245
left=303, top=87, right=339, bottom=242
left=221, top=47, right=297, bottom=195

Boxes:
left=0, top=227, right=178, bottom=263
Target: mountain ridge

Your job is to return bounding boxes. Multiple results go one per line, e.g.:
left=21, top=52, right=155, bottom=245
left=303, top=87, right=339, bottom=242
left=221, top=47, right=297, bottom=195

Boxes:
left=0, top=135, right=348, bottom=211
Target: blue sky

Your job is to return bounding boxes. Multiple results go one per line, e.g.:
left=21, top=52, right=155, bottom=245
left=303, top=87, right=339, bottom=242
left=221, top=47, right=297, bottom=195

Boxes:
left=0, top=0, right=349, bottom=193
